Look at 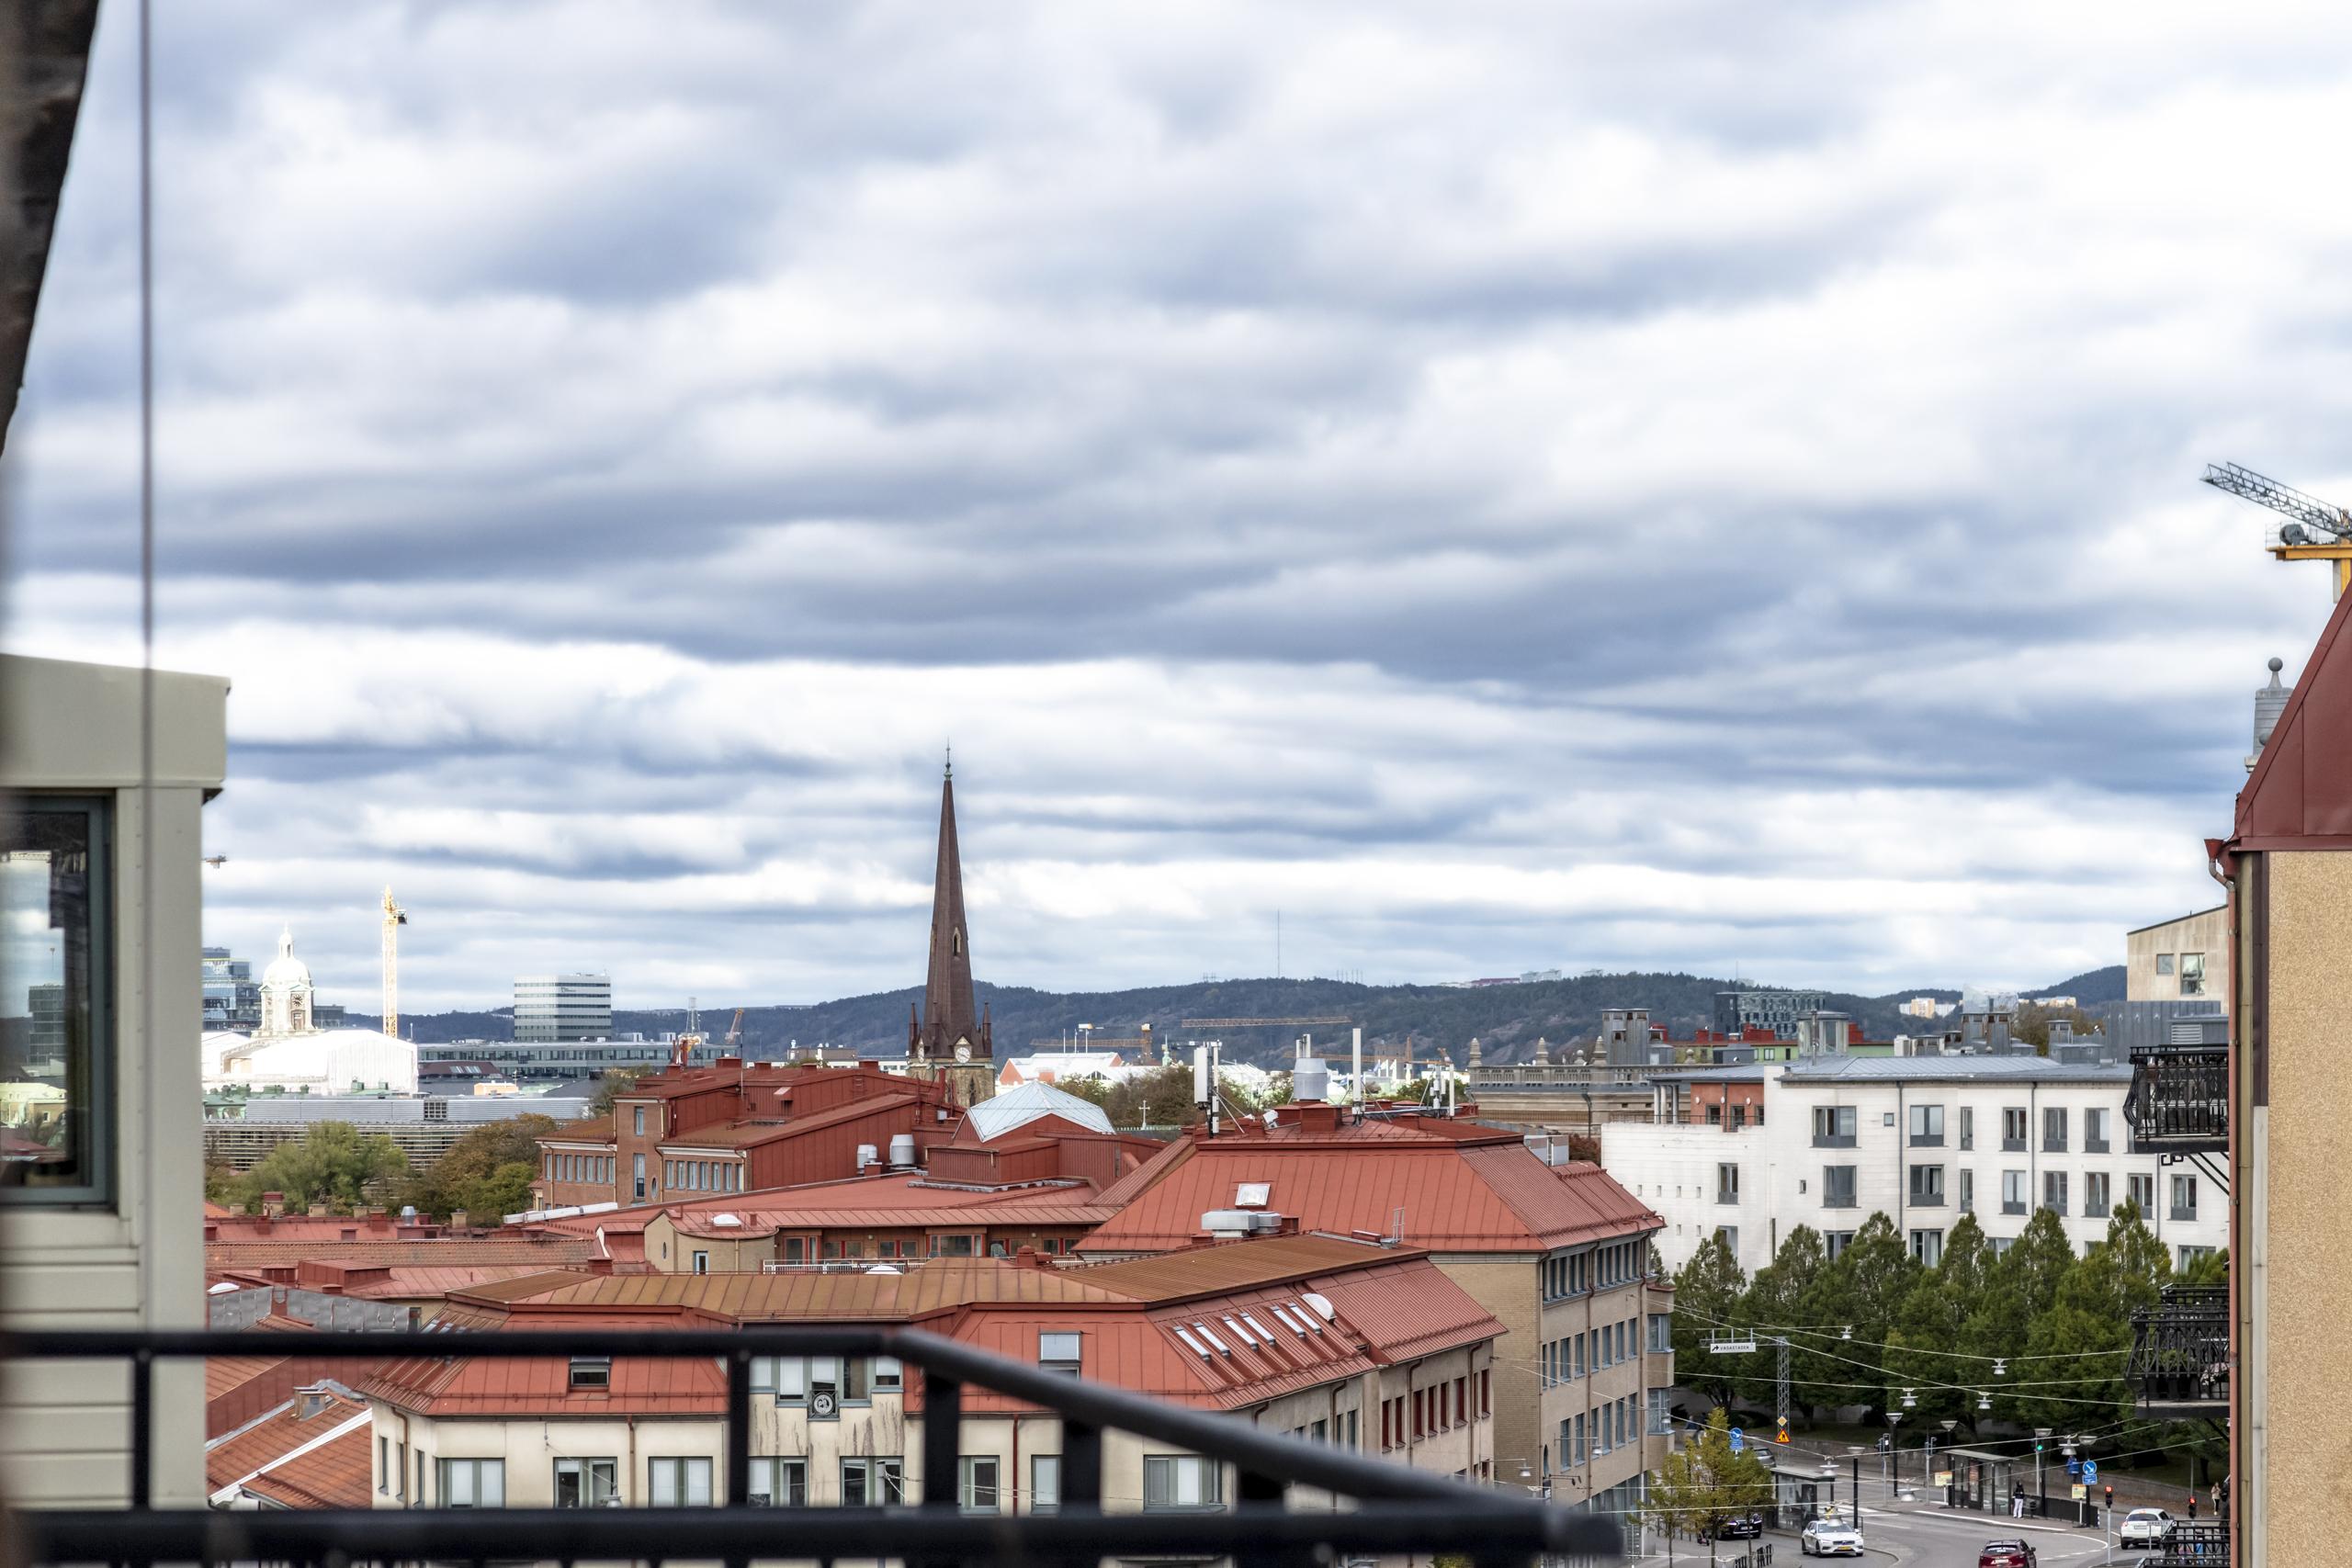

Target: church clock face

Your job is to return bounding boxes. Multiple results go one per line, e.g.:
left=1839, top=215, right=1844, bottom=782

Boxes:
left=955, top=1043, right=972, bottom=1062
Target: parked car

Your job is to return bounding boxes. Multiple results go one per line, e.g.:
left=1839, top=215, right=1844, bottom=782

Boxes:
left=2119, top=1508, right=2175, bottom=1549
left=1978, top=1540, right=2039, bottom=1568
left=1715, top=1511, right=1764, bottom=1541
left=1801, top=1518, right=1865, bottom=1557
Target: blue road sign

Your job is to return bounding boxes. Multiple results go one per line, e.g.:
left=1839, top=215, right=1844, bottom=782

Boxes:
left=1730, top=1427, right=1745, bottom=1454
left=2084, top=1461, right=2098, bottom=1484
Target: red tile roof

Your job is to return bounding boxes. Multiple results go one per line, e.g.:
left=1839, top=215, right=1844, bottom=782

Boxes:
left=359, top=1351, right=730, bottom=1417
left=207, top=1235, right=600, bottom=1269
left=206, top=1390, right=373, bottom=1505
left=241, top=1420, right=374, bottom=1509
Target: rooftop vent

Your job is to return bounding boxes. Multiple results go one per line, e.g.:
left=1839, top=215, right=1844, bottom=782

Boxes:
left=710, top=1213, right=741, bottom=1227
left=1301, top=1292, right=1337, bottom=1323
left=1235, top=1182, right=1271, bottom=1209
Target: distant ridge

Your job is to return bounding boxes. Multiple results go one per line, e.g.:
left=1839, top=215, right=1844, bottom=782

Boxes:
left=363, top=964, right=2130, bottom=1064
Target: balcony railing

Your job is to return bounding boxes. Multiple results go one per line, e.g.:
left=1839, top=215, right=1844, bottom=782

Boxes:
left=2127, top=1284, right=2229, bottom=1415
left=2127, top=1043, right=2228, bottom=1153
left=0, top=1324, right=1617, bottom=1567
left=2154, top=1518, right=2229, bottom=1564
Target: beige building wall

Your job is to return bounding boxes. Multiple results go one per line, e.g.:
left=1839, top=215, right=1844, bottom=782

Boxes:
left=2241, top=852, right=2352, bottom=1568
left=0, top=657, right=228, bottom=1507
left=2127, top=906, right=2229, bottom=1002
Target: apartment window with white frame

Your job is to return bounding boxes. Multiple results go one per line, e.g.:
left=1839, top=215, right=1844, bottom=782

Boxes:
left=1812, top=1106, right=1858, bottom=1147
left=2003, top=1169, right=2029, bottom=1214
left=1039, top=1331, right=1082, bottom=1374
left=840, top=1459, right=904, bottom=1506
left=650, top=1458, right=713, bottom=1507
left=2085, top=1108, right=2109, bottom=1153
left=1909, top=1228, right=1943, bottom=1267
left=1959, top=1168, right=1974, bottom=1213
left=437, top=1459, right=504, bottom=1509
left=1142, top=1455, right=1222, bottom=1511
left=554, top=1457, right=618, bottom=1508
left=2085, top=1171, right=2110, bottom=1218
left=2002, top=1108, right=2028, bottom=1151
left=1959, top=1106, right=1974, bottom=1150
left=2042, top=1170, right=2069, bottom=1215
left=747, top=1458, right=807, bottom=1507
left=1716, top=1163, right=1740, bottom=1204
left=2171, top=1173, right=2199, bottom=1221
left=2042, top=1107, right=2068, bottom=1152
left=1908, top=1164, right=1945, bottom=1205
left=1824, top=1230, right=1854, bottom=1261
left=1030, top=1454, right=1060, bottom=1514
left=1908, top=1104, right=1945, bottom=1146
left=959, top=1456, right=1001, bottom=1514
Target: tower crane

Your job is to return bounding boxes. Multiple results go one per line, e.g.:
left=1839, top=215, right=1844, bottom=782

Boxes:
left=2203, top=461, right=2352, bottom=599
left=726, top=1007, right=744, bottom=1054
left=379, top=886, right=408, bottom=1040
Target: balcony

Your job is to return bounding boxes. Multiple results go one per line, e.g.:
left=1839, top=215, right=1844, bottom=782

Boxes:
left=1812, top=1134, right=1857, bottom=1149
left=2, top=1325, right=1615, bottom=1567
left=2127, top=1043, right=2228, bottom=1154
left=2128, top=1284, right=2229, bottom=1416
left=2154, top=1519, right=2229, bottom=1565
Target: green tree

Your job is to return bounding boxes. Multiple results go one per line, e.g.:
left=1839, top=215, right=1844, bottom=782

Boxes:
left=1102, top=1066, right=1206, bottom=1130
left=1737, top=1227, right=1826, bottom=1417
left=2015, top=1246, right=2134, bottom=1431
left=227, top=1122, right=411, bottom=1213
left=405, top=1113, right=558, bottom=1222
left=2177, top=1247, right=2229, bottom=1288
left=1959, top=1280, right=2032, bottom=1427
left=1643, top=1407, right=1776, bottom=1563
left=2103, top=1200, right=2170, bottom=1309
left=1671, top=1235, right=1749, bottom=1410
left=2004, top=1208, right=2077, bottom=1317
left=1940, top=1212, right=1992, bottom=1301
left=588, top=1067, right=650, bottom=1119
left=1804, top=1213, right=1917, bottom=1416
left=1884, top=1274, right=1968, bottom=1428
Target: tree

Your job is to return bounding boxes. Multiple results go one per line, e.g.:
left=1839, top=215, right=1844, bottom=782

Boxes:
left=2177, top=1247, right=2229, bottom=1288
left=2103, top=1200, right=2170, bottom=1310
left=225, top=1122, right=411, bottom=1214
left=2004, top=1208, right=2076, bottom=1318
left=588, top=1067, right=650, bottom=1119
left=1959, top=1280, right=2032, bottom=1427
left=404, top=1113, right=558, bottom=1222
left=1804, top=1213, right=1917, bottom=1417
left=1100, top=1066, right=1206, bottom=1130
left=1939, top=1212, right=1992, bottom=1301
left=2013, top=1002, right=2106, bottom=1053
left=1884, top=1274, right=1968, bottom=1429
left=1643, top=1407, right=1776, bottom=1563
left=1671, top=1235, right=1749, bottom=1410
left=1737, top=1227, right=1826, bottom=1418
left=2015, top=1246, right=2134, bottom=1432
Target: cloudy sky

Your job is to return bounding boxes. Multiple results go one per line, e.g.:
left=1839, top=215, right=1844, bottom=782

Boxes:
left=7, top=0, right=2346, bottom=1013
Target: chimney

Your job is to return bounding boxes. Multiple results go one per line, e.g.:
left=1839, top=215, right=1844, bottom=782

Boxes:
left=2250, top=657, right=2290, bottom=772
left=449, top=1209, right=469, bottom=1230
left=308, top=1202, right=329, bottom=1218
left=296, top=1383, right=334, bottom=1420
left=260, top=1191, right=285, bottom=1218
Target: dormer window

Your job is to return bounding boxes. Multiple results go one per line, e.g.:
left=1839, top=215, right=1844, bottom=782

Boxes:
left=569, top=1357, right=611, bottom=1390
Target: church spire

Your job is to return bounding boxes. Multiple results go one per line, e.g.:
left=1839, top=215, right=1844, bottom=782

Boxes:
left=918, top=762, right=987, bottom=1061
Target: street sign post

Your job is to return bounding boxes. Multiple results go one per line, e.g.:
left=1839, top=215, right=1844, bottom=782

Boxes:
left=2083, top=1460, right=2098, bottom=1485
left=1729, top=1427, right=1745, bottom=1455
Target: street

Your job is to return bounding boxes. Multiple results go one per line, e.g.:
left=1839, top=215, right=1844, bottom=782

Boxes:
left=1625, top=1491, right=2145, bottom=1568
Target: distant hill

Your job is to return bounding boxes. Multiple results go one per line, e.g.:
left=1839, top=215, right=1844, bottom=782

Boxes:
left=356, top=965, right=2138, bottom=1065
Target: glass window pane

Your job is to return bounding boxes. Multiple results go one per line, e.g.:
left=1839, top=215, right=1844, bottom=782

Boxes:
left=0, top=799, right=108, bottom=1197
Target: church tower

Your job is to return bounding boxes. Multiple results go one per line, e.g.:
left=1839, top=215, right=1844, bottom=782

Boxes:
left=907, top=760, right=995, bottom=1107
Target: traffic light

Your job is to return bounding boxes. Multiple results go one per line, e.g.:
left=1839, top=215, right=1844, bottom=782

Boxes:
left=2105, top=1485, right=2115, bottom=1508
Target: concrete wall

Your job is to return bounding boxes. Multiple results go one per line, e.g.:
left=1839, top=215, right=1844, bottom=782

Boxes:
left=2126, top=906, right=2229, bottom=1003
left=1601, top=1124, right=1770, bottom=1271
left=0, top=656, right=227, bottom=1507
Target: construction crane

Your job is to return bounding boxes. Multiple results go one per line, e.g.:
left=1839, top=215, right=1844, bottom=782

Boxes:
left=1179, top=1016, right=1352, bottom=1029
left=726, top=1008, right=744, bottom=1053
left=2204, top=461, right=2352, bottom=599
left=379, top=886, right=408, bottom=1040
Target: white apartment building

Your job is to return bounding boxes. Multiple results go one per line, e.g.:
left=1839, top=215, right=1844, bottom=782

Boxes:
left=1604, top=1057, right=2228, bottom=1276
left=512, top=973, right=615, bottom=1042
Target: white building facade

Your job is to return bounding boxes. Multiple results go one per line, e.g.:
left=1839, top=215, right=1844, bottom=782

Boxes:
left=1604, top=1057, right=2229, bottom=1276
left=513, top=973, right=614, bottom=1042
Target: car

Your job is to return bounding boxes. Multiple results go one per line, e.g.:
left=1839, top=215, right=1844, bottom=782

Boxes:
left=2119, top=1508, right=2175, bottom=1549
left=1978, top=1540, right=2039, bottom=1568
left=1717, top=1511, right=1764, bottom=1540
left=1802, top=1519, right=1864, bottom=1557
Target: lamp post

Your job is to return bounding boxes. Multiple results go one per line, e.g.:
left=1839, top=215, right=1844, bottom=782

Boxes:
left=1884, top=1412, right=1905, bottom=1493
left=1939, top=1419, right=1959, bottom=1507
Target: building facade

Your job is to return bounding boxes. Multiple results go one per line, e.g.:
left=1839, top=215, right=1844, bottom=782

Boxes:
left=1712, top=989, right=1826, bottom=1040
left=1607, top=1057, right=2229, bottom=1276
left=513, top=974, right=615, bottom=1043
left=2125, top=906, right=2228, bottom=1004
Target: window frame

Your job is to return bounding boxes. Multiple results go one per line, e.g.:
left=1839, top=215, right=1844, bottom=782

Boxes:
left=958, top=1455, right=1001, bottom=1514
left=748, top=1456, right=808, bottom=1507
left=1038, top=1330, right=1082, bottom=1374
left=553, top=1456, right=618, bottom=1508
left=1142, top=1453, right=1223, bottom=1512
left=1030, top=1453, right=1061, bottom=1514
left=436, top=1457, right=505, bottom=1509
left=840, top=1457, right=905, bottom=1507
left=648, top=1456, right=714, bottom=1508
left=0, top=795, right=116, bottom=1206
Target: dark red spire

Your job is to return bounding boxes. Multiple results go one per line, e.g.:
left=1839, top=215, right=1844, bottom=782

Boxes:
left=917, top=763, right=987, bottom=1059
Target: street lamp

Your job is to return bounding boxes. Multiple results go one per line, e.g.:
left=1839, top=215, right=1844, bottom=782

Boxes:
left=1884, top=1412, right=1905, bottom=1490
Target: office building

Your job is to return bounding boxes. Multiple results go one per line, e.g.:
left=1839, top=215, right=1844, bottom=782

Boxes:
left=1712, top=988, right=1826, bottom=1039
left=513, top=974, right=614, bottom=1042
left=201, top=945, right=263, bottom=1033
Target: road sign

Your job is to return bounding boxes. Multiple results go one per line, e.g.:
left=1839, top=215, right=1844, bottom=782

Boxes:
left=1775, top=1416, right=1791, bottom=1444
left=1730, top=1427, right=1745, bottom=1454
left=2083, top=1461, right=2098, bottom=1483
left=2072, top=1483, right=2088, bottom=1502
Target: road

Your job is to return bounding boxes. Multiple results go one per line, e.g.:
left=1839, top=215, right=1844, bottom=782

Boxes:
left=1624, top=1495, right=2145, bottom=1568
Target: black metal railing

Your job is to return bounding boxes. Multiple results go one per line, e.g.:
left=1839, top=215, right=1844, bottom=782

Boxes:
left=2126, top=1043, right=2228, bottom=1152
left=2127, top=1285, right=2229, bottom=1413
left=1, top=1325, right=1620, bottom=1567
left=2154, top=1518, right=2229, bottom=1564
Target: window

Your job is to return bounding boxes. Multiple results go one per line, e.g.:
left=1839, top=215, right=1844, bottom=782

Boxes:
left=959, top=1456, right=1001, bottom=1514
left=2171, top=1174, right=2199, bottom=1221
left=1908, top=1164, right=1945, bottom=1205
left=775, top=1358, right=808, bottom=1403
left=2154, top=953, right=2175, bottom=976
left=1706, top=1104, right=1722, bottom=1125
left=2085, top=1108, right=2109, bottom=1153
left=1716, top=1163, right=1740, bottom=1204
left=1572, top=1412, right=1588, bottom=1464
left=437, top=1458, right=504, bottom=1508
left=692, top=1250, right=708, bottom=1274
left=1823, top=1230, right=1855, bottom=1261
left=2043, top=1107, right=2068, bottom=1152
left=840, top=1458, right=904, bottom=1506
left=1812, top=1106, right=1858, bottom=1146
left=1822, top=1165, right=1857, bottom=1208
left=2003, top=1169, right=2030, bottom=1214
left=748, top=1458, right=807, bottom=1507
left=1728, top=1104, right=1747, bottom=1130
left=1031, top=1454, right=1060, bottom=1514
left=1648, top=1387, right=1670, bottom=1436
left=874, top=1356, right=902, bottom=1393
left=2042, top=1170, right=2069, bottom=1215
left=933, top=1235, right=976, bottom=1258
left=1715, top=1225, right=1738, bottom=1256
left=1989, top=1236, right=2015, bottom=1259
left=1909, top=1228, right=1943, bottom=1267
left=1142, top=1455, right=1221, bottom=1511
left=1959, top=1106, right=1974, bottom=1150
left=2179, top=953, right=2205, bottom=996
left=379, top=1436, right=390, bottom=1493
left=554, top=1457, right=617, bottom=1508
left=2085, top=1171, right=2110, bottom=1217
left=2129, top=1173, right=2156, bottom=1217
left=634, top=1105, right=646, bottom=1135
left=1908, top=1104, right=1945, bottom=1146
left=1039, top=1332, right=1082, bottom=1374
left=569, top=1357, right=611, bottom=1390
left=2178, top=1245, right=2217, bottom=1270
left=650, top=1457, right=713, bottom=1507
left=2002, top=1108, right=2028, bottom=1151
left=1959, top=1168, right=1974, bottom=1213
left=843, top=1357, right=872, bottom=1404
left=808, top=1357, right=843, bottom=1417
left=0, top=797, right=112, bottom=1201
left=1647, top=1314, right=1672, bottom=1354
left=632, top=1153, right=646, bottom=1200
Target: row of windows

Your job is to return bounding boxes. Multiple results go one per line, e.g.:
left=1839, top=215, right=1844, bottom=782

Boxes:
left=1702, top=1102, right=1762, bottom=1128
left=663, top=1157, right=743, bottom=1193
left=1538, top=1315, right=1646, bottom=1388
left=1376, top=1371, right=1492, bottom=1450
left=1283, top=1410, right=1360, bottom=1448
left=1537, top=1238, right=1647, bottom=1303
left=1810, top=1104, right=2116, bottom=1152
left=1555, top=1392, right=1643, bottom=1466
left=1803, top=1164, right=2188, bottom=1221
left=545, top=1153, right=613, bottom=1185
left=387, top=1450, right=1217, bottom=1513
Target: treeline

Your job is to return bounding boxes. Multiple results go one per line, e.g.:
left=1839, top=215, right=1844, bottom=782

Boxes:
left=205, top=1115, right=555, bottom=1223
left=1671, top=1203, right=2224, bottom=1458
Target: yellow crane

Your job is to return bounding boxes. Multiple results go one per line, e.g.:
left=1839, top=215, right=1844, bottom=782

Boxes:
left=726, top=1007, right=745, bottom=1054
left=380, top=886, right=408, bottom=1039
left=2204, top=461, right=2352, bottom=599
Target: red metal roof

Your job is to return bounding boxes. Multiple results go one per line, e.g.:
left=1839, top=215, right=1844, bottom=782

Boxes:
left=240, top=1421, right=374, bottom=1510
left=2233, top=583, right=2352, bottom=847
left=1075, top=1128, right=1657, bottom=1255
left=206, top=1390, right=372, bottom=1500
left=358, top=1349, right=730, bottom=1417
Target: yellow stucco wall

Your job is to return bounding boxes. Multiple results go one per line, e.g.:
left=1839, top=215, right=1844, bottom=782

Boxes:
left=2255, top=852, right=2352, bottom=1565
left=2127, top=906, right=2230, bottom=1003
